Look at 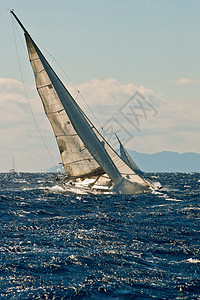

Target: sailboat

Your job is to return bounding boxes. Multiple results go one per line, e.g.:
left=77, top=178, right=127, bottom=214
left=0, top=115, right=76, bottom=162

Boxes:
left=11, top=10, right=155, bottom=195
left=9, top=157, right=17, bottom=173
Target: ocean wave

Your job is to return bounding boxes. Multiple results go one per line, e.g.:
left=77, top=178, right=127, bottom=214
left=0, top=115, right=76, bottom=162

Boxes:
left=0, top=172, right=200, bottom=299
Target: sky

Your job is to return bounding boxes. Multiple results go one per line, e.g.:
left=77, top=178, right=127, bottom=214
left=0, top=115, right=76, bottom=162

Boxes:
left=0, top=0, right=200, bottom=172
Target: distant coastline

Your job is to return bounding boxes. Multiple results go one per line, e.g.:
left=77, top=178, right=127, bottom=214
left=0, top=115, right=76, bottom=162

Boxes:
left=48, top=151, right=200, bottom=173
left=124, top=150, right=200, bottom=173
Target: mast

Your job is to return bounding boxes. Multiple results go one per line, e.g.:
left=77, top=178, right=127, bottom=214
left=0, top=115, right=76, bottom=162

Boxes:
left=10, top=10, right=29, bottom=35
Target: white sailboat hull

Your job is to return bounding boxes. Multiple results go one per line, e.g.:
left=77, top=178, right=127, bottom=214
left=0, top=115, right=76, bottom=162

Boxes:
left=57, top=176, right=152, bottom=195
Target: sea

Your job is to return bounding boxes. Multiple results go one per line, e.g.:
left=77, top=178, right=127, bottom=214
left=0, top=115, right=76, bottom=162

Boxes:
left=0, top=172, right=200, bottom=299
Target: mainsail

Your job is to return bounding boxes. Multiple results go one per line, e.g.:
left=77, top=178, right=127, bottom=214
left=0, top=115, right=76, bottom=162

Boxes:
left=26, top=33, right=104, bottom=179
left=11, top=11, right=152, bottom=194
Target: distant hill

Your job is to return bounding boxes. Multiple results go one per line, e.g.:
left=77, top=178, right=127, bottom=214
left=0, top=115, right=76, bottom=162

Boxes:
left=127, top=150, right=200, bottom=172
left=47, top=151, right=200, bottom=173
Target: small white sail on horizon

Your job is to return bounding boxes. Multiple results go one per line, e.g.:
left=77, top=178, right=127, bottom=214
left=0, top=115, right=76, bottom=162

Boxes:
left=9, top=157, right=17, bottom=173
left=10, top=10, right=154, bottom=194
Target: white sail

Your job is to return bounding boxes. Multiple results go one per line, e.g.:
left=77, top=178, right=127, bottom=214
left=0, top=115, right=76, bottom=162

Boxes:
left=9, top=157, right=16, bottom=173
left=116, top=134, right=143, bottom=174
left=11, top=11, right=152, bottom=194
left=25, top=34, right=103, bottom=178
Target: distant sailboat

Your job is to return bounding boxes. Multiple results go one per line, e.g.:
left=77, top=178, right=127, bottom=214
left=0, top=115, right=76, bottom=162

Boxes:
left=11, top=10, right=155, bottom=194
left=9, top=157, right=16, bottom=173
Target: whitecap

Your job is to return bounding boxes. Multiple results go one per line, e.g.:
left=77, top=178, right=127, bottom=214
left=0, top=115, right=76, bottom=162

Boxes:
left=48, top=185, right=66, bottom=193
left=165, top=198, right=182, bottom=202
left=152, top=181, right=162, bottom=189
left=182, top=206, right=200, bottom=211
left=186, top=258, right=200, bottom=263
left=17, top=179, right=29, bottom=183
left=151, top=204, right=169, bottom=208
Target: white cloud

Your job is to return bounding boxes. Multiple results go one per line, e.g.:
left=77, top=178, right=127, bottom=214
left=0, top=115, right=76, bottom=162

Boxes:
left=0, top=76, right=199, bottom=172
left=75, top=77, right=162, bottom=106
left=0, top=78, right=23, bottom=93
left=74, top=78, right=199, bottom=153
left=0, top=78, right=59, bottom=172
left=175, top=77, right=200, bottom=85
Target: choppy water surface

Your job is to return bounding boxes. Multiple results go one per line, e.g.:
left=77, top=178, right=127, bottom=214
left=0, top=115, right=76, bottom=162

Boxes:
left=0, top=172, right=200, bottom=299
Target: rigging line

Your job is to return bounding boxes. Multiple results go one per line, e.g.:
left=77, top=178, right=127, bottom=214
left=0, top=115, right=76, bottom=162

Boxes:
left=11, top=15, right=58, bottom=168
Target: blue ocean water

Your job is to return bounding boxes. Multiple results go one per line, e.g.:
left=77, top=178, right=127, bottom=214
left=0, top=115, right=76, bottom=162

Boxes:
left=0, top=172, right=200, bottom=299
